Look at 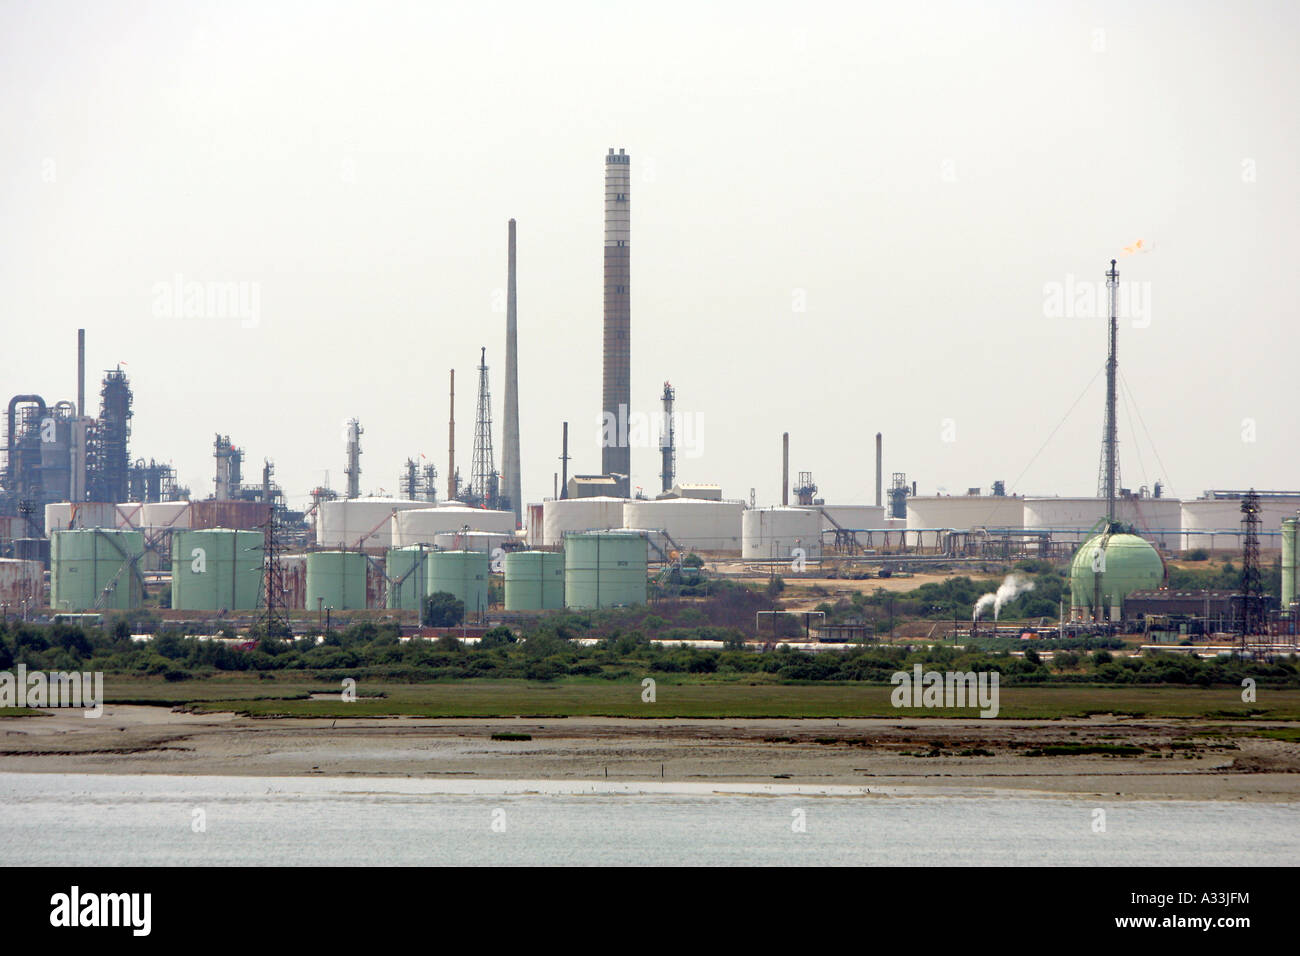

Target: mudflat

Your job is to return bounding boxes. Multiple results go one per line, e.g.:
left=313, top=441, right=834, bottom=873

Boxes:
left=1, top=706, right=1297, bottom=801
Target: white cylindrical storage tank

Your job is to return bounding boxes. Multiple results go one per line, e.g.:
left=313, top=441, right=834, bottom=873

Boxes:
left=742, top=507, right=822, bottom=560
left=1023, top=498, right=1106, bottom=547
left=541, top=496, right=626, bottom=547
left=906, top=496, right=1024, bottom=550
left=140, top=501, right=191, bottom=531
left=44, top=502, right=120, bottom=533
left=114, top=503, right=145, bottom=529
left=317, top=498, right=426, bottom=550
left=1024, top=497, right=1181, bottom=548
left=1117, top=498, right=1182, bottom=549
left=1181, top=498, right=1297, bottom=553
left=432, top=530, right=514, bottom=554
left=621, top=498, right=743, bottom=552
left=391, top=506, right=516, bottom=547
left=817, top=504, right=885, bottom=533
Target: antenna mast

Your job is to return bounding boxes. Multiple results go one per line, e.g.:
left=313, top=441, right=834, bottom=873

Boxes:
left=471, top=347, right=497, bottom=508
left=1097, top=259, right=1121, bottom=522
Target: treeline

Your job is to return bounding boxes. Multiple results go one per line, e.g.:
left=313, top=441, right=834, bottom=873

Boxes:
left=1, top=617, right=1295, bottom=687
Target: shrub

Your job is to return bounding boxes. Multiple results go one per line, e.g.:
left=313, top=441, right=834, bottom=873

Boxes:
left=423, top=592, right=465, bottom=627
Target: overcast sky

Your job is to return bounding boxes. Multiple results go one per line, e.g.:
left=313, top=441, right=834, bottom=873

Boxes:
left=2, top=0, right=1296, bottom=511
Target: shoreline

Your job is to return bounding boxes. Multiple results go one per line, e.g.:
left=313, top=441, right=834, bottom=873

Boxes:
left=1, top=706, right=1297, bottom=802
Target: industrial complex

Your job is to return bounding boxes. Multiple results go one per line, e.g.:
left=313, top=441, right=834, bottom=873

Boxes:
left=1, top=152, right=1297, bottom=652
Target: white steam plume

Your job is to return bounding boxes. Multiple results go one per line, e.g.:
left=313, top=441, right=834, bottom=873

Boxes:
left=972, top=573, right=1035, bottom=621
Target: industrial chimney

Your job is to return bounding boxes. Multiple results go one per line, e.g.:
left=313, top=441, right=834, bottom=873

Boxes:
left=77, top=329, right=85, bottom=417
left=782, top=432, right=790, bottom=506
left=345, top=419, right=363, bottom=499
left=448, top=369, right=456, bottom=500
left=875, top=432, right=882, bottom=508
left=560, top=421, right=569, bottom=499
left=502, top=219, right=522, bottom=527
left=602, top=147, right=631, bottom=495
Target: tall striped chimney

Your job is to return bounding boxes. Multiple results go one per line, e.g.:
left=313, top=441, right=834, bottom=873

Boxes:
left=602, top=147, right=631, bottom=494
left=502, top=219, right=522, bottom=526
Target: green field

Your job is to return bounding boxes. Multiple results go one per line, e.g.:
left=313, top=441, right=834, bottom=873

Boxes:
left=94, top=674, right=1300, bottom=720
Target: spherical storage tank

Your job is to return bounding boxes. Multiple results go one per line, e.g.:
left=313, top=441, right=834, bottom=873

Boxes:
left=386, top=546, right=431, bottom=611
left=541, top=496, right=626, bottom=547
left=51, top=529, right=145, bottom=611
left=391, top=506, right=516, bottom=547
left=621, top=499, right=743, bottom=552
left=742, top=507, right=821, bottom=560
left=427, top=550, right=490, bottom=619
left=306, top=551, right=369, bottom=610
left=1069, top=533, right=1165, bottom=620
left=564, top=531, right=647, bottom=609
left=171, top=529, right=264, bottom=611
left=504, top=551, right=564, bottom=611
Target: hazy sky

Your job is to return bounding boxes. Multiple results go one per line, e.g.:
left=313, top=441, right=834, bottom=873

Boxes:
left=3, top=0, right=1296, bottom=512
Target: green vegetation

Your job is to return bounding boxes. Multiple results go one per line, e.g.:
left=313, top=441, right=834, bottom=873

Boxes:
left=422, top=592, right=465, bottom=627
left=2, top=585, right=1296, bottom=693
left=101, top=679, right=1300, bottom=719
left=1167, top=558, right=1281, bottom=597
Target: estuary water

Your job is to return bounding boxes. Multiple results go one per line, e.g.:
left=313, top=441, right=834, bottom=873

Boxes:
left=0, top=773, right=1294, bottom=866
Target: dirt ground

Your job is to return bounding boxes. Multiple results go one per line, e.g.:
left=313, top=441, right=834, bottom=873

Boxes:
left=2, top=706, right=1297, bottom=802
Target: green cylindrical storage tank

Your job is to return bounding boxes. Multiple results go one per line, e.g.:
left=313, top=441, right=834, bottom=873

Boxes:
left=427, top=550, right=490, bottom=619
left=564, top=531, right=647, bottom=609
left=171, top=529, right=264, bottom=610
left=51, top=529, right=145, bottom=611
left=504, top=550, right=564, bottom=611
left=1282, top=517, right=1298, bottom=608
left=386, top=546, right=431, bottom=610
left=1069, top=532, right=1165, bottom=620
left=306, top=551, right=368, bottom=610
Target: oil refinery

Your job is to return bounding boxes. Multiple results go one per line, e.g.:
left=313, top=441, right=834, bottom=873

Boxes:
left=1, top=156, right=1296, bottom=654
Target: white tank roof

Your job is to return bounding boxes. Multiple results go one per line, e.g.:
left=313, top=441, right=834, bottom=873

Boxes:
left=391, top=506, right=516, bottom=546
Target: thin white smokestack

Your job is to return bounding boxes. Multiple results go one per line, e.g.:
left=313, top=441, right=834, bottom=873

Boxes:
left=973, top=573, right=1035, bottom=621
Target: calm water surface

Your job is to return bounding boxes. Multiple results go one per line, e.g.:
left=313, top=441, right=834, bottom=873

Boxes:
left=0, top=773, right=1294, bottom=866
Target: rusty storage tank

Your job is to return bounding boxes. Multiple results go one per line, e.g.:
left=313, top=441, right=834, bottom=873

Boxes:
left=0, top=558, right=44, bottom=609
left=189, top=500, right=272, bottom=531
